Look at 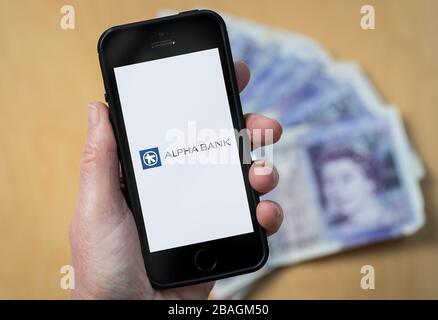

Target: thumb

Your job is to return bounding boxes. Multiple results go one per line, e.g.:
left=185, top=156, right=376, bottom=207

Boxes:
left=76, top=101, right=125, bottom=221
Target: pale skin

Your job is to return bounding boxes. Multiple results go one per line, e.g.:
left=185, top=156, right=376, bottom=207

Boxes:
left=70, top=61, right=283, bottom=299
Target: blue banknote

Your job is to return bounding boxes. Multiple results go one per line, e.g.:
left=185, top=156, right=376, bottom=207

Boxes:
left=226, top=16, right=385, bottom=127
left=157, top=10, right=424, bottom=299
left=213, top=108, right=424, bottom=298
left=267, top=108, right=424, bottom=265
left=226, top=16, right=332, bottom=115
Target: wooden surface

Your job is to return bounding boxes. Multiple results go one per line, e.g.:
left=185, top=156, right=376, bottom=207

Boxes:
left=0, top=0, right=437, bottom=299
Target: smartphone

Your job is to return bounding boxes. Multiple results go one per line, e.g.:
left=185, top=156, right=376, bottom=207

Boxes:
left=97, top=9, right=268, bottom=288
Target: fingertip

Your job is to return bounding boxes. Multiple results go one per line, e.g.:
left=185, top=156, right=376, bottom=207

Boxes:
left=86, top=101, right=113, bottom=133
left=88, top=100, right=108, bottom=109
left=256, top=200, right=283, bottom=236
left=234, top=60, right=251, bottom=92
left=249, top=161, right=279, bottom=194
left=262, top=116, right=282, bottom=144
left=272, top=118, right=283, bottom=142
left=244, top=113, right=283, bottom=146
left=81, top=100, right=117, bottom=168
left=88, top=101, right=109, bottom=120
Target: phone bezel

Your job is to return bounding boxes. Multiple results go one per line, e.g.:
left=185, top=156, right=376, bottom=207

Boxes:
left=97, top=10, right=268, bottom=288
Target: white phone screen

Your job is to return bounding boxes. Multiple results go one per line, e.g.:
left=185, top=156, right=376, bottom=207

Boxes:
left=114, top=48, right=254, bottom=252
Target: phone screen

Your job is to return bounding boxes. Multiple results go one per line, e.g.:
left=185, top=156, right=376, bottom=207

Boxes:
left=114, top=48, right=254, bottom=253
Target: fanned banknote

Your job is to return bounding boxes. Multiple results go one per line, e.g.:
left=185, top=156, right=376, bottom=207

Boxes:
left=214, top=13, right=425, bottom=299
left=157, top=10, right=425, bottom=299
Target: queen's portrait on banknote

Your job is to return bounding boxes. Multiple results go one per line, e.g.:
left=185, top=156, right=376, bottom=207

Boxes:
left=305, top=115, right=417, bottom=247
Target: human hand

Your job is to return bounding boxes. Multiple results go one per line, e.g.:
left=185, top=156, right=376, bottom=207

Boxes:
left=70, top=61, right=283, bottom=299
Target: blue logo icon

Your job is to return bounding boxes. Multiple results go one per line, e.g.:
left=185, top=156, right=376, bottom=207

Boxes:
left=139, top=147, right=162, bottom=170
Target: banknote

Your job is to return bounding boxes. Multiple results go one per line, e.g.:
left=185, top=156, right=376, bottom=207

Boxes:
left=272, top=62, right=383, bottom=126
left=268, top=107, right=424, bottom=265
left=213, top=108, right=424, bottom=298
left=226, top=19, right=387, bottom=127
left=157, top=10, right=425, bottom=300
left=226, top=15, right=332, bottom=115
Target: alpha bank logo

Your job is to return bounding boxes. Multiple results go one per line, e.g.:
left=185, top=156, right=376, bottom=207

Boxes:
left=139, top=147, right=162, bottom=170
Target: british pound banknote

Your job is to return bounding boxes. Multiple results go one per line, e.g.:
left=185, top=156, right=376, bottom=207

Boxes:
left=214, top=14, right=425, bottom=299
left=157, top=10, right=425, bottom=299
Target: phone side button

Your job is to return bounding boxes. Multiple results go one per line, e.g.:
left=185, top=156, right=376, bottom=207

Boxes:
left=194, top=249, right=217, bottom=272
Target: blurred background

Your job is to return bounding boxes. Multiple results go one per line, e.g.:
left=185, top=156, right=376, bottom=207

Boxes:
left=0, top=0, right=437, bottom=299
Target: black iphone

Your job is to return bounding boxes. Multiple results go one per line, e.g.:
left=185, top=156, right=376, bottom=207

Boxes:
left=97, top=9, right=268, bottom=288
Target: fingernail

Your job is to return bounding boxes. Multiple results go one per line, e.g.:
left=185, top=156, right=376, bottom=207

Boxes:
left=275, top=204, right=283, bottom=219
left=88, top=103, right=100, bottom=128
left=253, top=160, right=273, bottom=176
left=253, top=160, right=265, bottom=167
left=274, top=166, right=279, bottom=183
